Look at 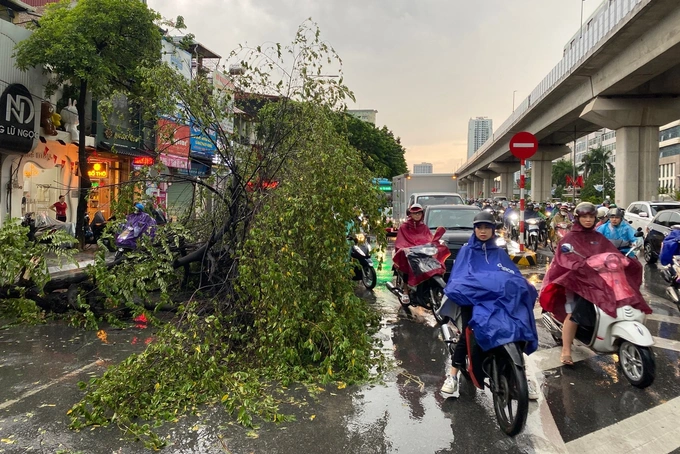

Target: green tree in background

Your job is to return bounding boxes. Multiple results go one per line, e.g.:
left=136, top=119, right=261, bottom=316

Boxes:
left=336, top=113, right=408, bottom=178
left=578, top=146, right=614, bottom=179
left=552, top=159, right=575, bottom=187
left=14, top=0, right=162, bottom=243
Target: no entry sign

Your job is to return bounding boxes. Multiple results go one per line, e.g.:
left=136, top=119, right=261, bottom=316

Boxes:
left=509, top=131, right=538, bottom=160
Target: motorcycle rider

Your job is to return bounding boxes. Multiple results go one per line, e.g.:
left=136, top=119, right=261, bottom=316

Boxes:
left=596, top=207, right=639, bottom=255
left=595, top=207, right=609, bottom=228
left=438, top=211, right=538, bottom=397
left=539, top=202, right=651, bottom=365
left=394, top=203, right=433, bottom=304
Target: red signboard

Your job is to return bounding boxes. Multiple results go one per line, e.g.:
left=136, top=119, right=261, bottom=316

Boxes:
left=509, top=131, right=538, bottom=160
left=133, top=156, right=155, bottom=166
left=157, top=118, right=190, bottom=158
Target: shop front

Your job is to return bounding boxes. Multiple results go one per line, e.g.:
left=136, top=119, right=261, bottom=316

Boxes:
left=86, top=151, right=131, bottom=220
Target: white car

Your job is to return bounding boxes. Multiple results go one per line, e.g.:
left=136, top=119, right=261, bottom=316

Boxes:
left=624, top=201, right=680, bottom=232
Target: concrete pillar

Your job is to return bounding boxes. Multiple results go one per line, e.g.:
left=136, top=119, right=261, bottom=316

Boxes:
left=530, top=146, right=570, bottom=203
left=457, top=178, right=469, bottom=199
left=468, top=176, right=482, bottom=199
left=475, top=170, right=497, bottom=199
left=581, top=97, right=680, bottom=207
left=489, top=163, right=520, bottom=200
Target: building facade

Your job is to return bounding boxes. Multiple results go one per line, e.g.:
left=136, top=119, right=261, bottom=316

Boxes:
left=413, top=162, right=433, bottom=174
left=467, top=117, right=492, bottom=158
left=347, top=109, right=378, bottom=124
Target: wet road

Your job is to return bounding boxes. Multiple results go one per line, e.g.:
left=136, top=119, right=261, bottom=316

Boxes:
left=1, top=245, right=680, bottom=453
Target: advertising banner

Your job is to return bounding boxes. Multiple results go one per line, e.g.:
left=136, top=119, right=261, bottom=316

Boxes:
left=0, top=84, right=38, bottom=154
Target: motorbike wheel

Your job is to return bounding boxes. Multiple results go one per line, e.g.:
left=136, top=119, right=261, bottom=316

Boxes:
left=643, top=243, right=657, bottom=264
left=361, top=266, right=377, bottom=290
left=618, top=342, right=655, bottom=389
left=529, top=235, right=538, bottom=252
left=492, top=357, right=529, bottom=437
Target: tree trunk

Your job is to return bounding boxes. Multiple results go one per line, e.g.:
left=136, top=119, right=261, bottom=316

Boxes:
left=76, top=79, right=92, bottom=247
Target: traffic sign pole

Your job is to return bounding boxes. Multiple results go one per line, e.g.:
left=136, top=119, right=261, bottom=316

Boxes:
left=519, top=159, right=525, bottom=252
left=509, top=132, right=538, bottom=255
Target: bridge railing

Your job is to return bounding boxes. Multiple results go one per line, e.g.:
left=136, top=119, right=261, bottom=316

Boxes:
left=464, top=0, right=643, bottom=170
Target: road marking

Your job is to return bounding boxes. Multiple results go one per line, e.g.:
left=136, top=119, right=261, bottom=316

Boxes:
left=0, top=360, right=103, bottom=411
left=652, top=336, right=680, bottom=352
left=565, top=395, right=680, bottom=454
left=647, top=313, right=680, bottom=325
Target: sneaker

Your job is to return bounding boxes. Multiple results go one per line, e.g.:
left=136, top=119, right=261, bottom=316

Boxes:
left=400, top=294, right=410, bottom=305
left=441, top=375, right=458, bottom=395
left=527, top=378, right=539, bottom=401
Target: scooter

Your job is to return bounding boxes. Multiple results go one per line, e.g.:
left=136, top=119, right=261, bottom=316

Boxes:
left=548, top=222, right=572, bottom=252
left=349, top=232, right=376, bottom=290
left=661, top=256, right=680, bottom=311
left=525, top=218, right=542, bottom=251
left=435, top=299, right=529, bottom=437
left=542, top=243, right=655, bottom=388
left=114, top=210, right=157, bottom=261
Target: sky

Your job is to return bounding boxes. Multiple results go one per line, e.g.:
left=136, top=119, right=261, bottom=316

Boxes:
left=147, top=0, right=602, bottom=174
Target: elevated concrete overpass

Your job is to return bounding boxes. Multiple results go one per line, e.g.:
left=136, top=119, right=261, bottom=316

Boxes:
left=456, top=0, right=680, bottom=208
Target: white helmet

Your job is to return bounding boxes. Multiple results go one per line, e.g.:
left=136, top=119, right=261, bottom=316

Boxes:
left=596, top=207, right=608, bottom=219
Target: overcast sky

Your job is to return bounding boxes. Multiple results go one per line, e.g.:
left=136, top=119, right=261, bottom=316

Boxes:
left=147, top=0, right=601, bottom=173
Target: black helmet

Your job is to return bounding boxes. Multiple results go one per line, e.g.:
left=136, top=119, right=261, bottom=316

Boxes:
left=526, top=203, right=534, bottom=210
left=473, top=211, right=496, bottom=227
left=574, top=202, right=597, bottom=217
left=608, top=207, right=625, bottom=218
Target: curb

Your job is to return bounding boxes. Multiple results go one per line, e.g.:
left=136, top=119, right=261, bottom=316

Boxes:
left=509, top=250, right=538, bottom=267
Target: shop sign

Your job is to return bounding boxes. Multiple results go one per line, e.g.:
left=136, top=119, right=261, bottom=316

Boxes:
left=133, top=156, right=155, bottom=166
left=157, top=118, right=190, bottom=157
left=159, top=153, right=188, bottom=169
left=88, top=162, right=108, bottom=178
left=0, top=84, right=37, bottom=153
left=190, top=121, right=217, bottom=159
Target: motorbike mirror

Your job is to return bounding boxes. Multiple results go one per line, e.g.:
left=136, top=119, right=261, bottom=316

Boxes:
left=560, top=243, right=574, bottom=254
left=433, top=226, right=446, bottom=242
left=634, top=231, right=644, bottom=237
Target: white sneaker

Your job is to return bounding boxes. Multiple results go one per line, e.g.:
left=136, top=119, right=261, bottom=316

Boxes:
left=527, top=378, right=539, bottom=401
left=400, top=294, right=410, bottom=305
left=441, top=375, right=459, bottom=396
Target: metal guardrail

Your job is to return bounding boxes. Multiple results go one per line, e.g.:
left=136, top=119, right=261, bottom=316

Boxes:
left=461, top=0, right=644, bottom=173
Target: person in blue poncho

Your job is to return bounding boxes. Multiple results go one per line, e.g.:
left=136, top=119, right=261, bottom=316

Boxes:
left=596, top=207, right=639, bottom=255
left=437, top=211, right=539, bottom=397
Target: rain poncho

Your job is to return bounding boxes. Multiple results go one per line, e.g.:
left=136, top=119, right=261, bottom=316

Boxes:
left=115, top=211, right=157, bottom=249
left=394, top=217, right=433, bottom=252
left=539, top=222, right=651, bottom=319
left=660, top=227, right=680, bottom=266
left=439, top=232, right=539, bottom=354
left=596, top=220, right=639, bottom=254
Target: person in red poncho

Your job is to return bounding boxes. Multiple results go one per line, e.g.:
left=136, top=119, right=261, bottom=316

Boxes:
left=539, top=202, right=652, bottom=366
left=394, top=203, right=434, bottom=303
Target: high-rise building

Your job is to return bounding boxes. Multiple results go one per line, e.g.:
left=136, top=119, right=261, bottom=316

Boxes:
left=467, top=117, right=493, bottom=158
left=347, top=109, right=378, bottom=124
left=413, top=162, right=433, bottom=174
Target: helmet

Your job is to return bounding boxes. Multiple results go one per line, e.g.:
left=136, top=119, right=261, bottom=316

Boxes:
left=473, top=211, right=496, bottom=227
left=526, top=203, right=534, bottom=210
left=134, top=202, right=145, bottom=212
left=608, top=207, right=625, bottom=218
left=574, top=202, right=597, bottom=217
left=596, top=207, right=609, bottom=219
left=408, top=203, right=423, bottom=214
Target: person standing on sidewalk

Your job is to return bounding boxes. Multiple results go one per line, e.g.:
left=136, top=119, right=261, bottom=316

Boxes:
left=50, top=195, right=67, bottom=222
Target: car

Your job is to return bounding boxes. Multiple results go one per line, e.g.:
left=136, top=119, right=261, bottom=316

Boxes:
left=423, top=204, right=506, bottom=278
left=625, top=201, right=680, bottom=232
left=642, top=209, right=680, bottom=263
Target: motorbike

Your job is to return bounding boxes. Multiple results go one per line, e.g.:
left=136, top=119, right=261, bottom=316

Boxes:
left=349, top=232, right=376, bottom=290
left=83, top=211, right=109, bottom=245
left=435, top=299, right=529, bottom=436
left=387, top=229, right=529, bottom=436
left=506, top=213, right=519, bottom=242
left=548, top=222, right=572, bottom=252
left=113, top=210, right=157, bottom=261
left=661, top=256, right=680, bottom=311
left=542, top=243, right=655, bottom=388
left=607, top=229, right=644, bottom=258
left=21, top=211, right=76, bottom=247
left=386, top=226, right=449, bottom=310
left=524, top=218, right=547, bottom=251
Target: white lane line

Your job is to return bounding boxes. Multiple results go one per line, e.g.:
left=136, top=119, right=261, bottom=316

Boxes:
left=0, top=360, right=103, bottom=410
left=652, top=336, right=680, bottom=352
left=566, top=395, right=680, bottom=454
left=528, top=345, right=596, bottom=372
left=647, top=313, right=680, bottom=325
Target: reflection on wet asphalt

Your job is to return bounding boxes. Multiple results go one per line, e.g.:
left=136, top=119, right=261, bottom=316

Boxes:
left=0, top=241, right=679, bottom=453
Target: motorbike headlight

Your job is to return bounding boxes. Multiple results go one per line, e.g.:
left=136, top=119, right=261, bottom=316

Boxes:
left=510, top=214, right=518, bottom=221
left=495, top=236, right=507, bottom=247
left=355, top=233, right=366, bottom=243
